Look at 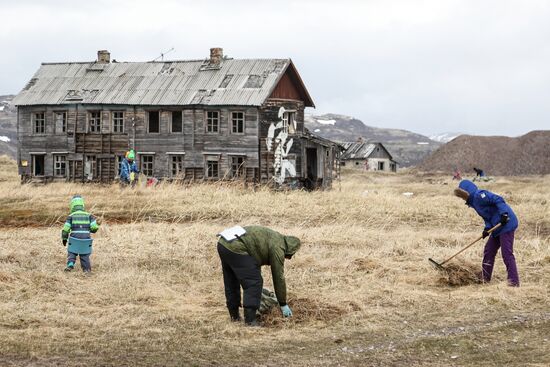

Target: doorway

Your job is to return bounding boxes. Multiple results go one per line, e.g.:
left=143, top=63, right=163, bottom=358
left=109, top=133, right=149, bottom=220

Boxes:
left=32, top=155, right=45, bottom=176
left=306, top=147, right=318, bottom=181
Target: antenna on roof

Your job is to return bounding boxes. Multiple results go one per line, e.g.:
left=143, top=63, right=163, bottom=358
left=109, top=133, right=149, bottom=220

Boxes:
left=152, top=47, right=175, bottom=62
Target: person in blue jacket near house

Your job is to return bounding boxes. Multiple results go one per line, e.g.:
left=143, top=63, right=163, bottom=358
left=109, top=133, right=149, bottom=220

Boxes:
left=454, top=180, right=520, bottom=286
left=120, top=150, right=139, bottom=186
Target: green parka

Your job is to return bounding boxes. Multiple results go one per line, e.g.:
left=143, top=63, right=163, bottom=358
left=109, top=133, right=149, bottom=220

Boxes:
left=218, top=226, right=301, bottom=306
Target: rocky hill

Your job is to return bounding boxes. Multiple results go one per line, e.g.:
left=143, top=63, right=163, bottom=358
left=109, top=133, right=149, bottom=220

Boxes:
left=417, top=131, right=550, bottom=175
left=305, top=114, right=441, bottom=167
left=0, top=95, right=17, bottom=158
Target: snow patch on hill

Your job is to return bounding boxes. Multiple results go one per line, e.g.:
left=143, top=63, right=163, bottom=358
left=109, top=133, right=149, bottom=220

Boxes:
left=0, top=136, right=10, bottom=142
left=430, top=132, right=462, bottom=143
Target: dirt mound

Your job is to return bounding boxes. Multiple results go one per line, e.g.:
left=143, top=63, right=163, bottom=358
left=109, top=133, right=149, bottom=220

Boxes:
left=436, top=261, right=482, bottom=287
left=260, top=298, right=359, bottom=327
left=418, top=130, right=550, bottom=175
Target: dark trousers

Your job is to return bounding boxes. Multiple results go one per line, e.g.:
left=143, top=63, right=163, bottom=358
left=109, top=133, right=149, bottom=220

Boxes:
left=217, top=243, right=263, bottom=310
left=67, top=252, right=91, bottom=272
left=482, top=231, right=519, bottom=286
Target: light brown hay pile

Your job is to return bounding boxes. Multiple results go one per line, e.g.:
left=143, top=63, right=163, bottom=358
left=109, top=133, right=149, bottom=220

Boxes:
left=437, top=261, right=482, bottom=287
left=260, top=298, right=355, bottom=328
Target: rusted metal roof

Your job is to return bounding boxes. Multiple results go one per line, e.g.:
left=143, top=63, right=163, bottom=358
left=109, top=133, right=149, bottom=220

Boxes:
left=340, top=142, right=394, bottom=160
left=13, top=58, right=305, bottom=107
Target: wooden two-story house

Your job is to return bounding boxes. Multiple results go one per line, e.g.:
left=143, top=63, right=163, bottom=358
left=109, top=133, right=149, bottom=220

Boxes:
left=13, top=49, right=340, bottom=189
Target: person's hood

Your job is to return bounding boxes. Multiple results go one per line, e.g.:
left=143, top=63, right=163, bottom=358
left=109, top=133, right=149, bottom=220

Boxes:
left=284, top=236, right=301, bottom=256
left=70, top=195, right=85, bottom=213
left=455, top=180, right=478, bottom=205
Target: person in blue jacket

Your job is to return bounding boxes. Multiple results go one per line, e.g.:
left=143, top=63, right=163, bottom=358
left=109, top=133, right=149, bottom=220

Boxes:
left=120, top=150, right=139, bottom=186
left=454, top=180, right=520, bottom=286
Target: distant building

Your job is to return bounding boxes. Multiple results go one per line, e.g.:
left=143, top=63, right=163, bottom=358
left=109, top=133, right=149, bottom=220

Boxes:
left=340, top=142, right=398, bottom=172
left=13, top=49, right=341, bottom=189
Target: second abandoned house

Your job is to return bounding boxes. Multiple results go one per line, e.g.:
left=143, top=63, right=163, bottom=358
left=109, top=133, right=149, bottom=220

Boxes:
left=13, top=49, right=341, bottom=189
left=340, top=142, right=398, bottom=172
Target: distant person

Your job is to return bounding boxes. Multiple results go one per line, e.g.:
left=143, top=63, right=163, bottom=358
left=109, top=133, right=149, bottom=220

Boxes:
left=454, top=180, right=519, bottom=286
left=473, top=167, right=485, bottom=177
left=61, top=195, right=99, bottom=272
left=216, top=225, right=301, bottom=326
left=452, top=168, right=462, bottom=180
left=120, top=150, right=139, bottom=186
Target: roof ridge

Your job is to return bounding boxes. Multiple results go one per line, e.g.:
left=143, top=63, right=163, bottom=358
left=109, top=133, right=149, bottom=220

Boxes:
left=41, top=58, right=290, bottom=66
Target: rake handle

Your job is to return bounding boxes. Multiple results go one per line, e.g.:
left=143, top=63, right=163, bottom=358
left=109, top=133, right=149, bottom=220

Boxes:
left=439, top=223, right=502, bottom=266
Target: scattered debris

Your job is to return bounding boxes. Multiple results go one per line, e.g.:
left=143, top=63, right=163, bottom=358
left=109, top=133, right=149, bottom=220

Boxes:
left=402, top=192, right=414, bottom=197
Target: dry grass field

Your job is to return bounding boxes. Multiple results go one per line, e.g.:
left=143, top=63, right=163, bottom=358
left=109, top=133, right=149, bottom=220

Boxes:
left=0, top=155, right=549, bottom=366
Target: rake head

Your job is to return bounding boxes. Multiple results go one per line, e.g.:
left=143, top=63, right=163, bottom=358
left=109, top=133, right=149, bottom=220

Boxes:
left=428, top=257, right=446, bottom=270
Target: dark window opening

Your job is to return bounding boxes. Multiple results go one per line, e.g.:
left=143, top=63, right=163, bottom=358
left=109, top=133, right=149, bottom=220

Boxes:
left=231, top=112, right=244, bottom=134
left=34, top=113, right=45, bottom=134
left=206, top=159, right=219, bottom=178
left=89, top=112, right=101, bottom=133
left=32, top=155, right=45, bottom=176
left=148, top=111, right=160, bottom=133
left=172, top=111, right=183, bottom=133
left=113, top=111, right=124, bottom=133
left=230, top=156, right=245, bottom=178
left=378, top=161, right=385, bottom=171
left=171, top=155, right=184, bottom=176
left=141, top=155, right=154, bottom=176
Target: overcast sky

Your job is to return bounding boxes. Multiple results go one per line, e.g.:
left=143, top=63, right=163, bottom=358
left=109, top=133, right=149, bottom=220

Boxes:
left=1, top=0, right=549, bottom=136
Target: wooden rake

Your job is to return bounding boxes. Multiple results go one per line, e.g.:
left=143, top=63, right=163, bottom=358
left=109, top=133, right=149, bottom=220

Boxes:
left=428, top=223, right=502, bottom=270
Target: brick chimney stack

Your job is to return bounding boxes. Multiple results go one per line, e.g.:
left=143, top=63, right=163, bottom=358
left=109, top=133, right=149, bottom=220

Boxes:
left=209, top=48, right=223, bottom=64
left=97, top=50, right=111, bottom=63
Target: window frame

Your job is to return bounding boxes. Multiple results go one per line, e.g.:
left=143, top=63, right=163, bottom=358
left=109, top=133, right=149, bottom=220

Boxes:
left=147, top=111, right=160, bottom=134
left=170, top=155, right=184, bottom=177
left=33, top=112, right=46, bottom=134
left=230, top=111, right=245, bottom=134
left=54, top=111, right=67, bottom=134
left=140, top=154, right=154, bottom=177
left=53, top=154, right=67, bottom=177
left=282, top=111, right=296, bottom=134
left=205, top=111, right=220, bottom=134
left=229, top=155, right=246, bottom=178
left=171, top=111, right=183, bottom=133
left=205, top=155, right=220, bottom=179
left=88, top=111, right=102, bottom=133
left=112, top=111, right=125, bottom=133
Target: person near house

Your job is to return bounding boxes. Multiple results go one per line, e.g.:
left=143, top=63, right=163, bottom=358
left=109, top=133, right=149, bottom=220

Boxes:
left=473, top=167, right=485, bottom=177
left=454, top=180, right=520, bottom=286
left=120, top=150, right=139, bottom=186
left=217, top=225, right=301, bottom=326
left=61, top=195, right=100, bottom=272
left=452, top=168, right=462, bottom=180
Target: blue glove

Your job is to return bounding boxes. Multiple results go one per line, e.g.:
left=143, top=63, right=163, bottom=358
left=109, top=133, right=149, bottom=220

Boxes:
left=281, top=305, right=292, bottom=317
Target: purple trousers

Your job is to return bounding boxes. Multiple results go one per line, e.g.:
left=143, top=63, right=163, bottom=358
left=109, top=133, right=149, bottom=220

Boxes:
left=482, top=231, right=519, bottom=286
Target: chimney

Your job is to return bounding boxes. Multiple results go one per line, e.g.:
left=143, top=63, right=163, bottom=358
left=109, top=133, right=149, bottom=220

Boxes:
left=209, top=47, right=223, bottom=64
left=97, top=50, right=110, bottom=63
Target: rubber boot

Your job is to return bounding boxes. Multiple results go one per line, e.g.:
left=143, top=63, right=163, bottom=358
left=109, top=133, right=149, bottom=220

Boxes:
left=228, top=308, right=241, bottom=322
left=244, top=308, right=259, bottom=327
left=64, top=261, right=75, bottom=272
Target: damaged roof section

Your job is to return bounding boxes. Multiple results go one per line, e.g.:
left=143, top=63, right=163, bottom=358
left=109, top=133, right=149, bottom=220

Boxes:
left=13, top=57, right=314, bottom=107
left=340, top=142, right=395, bottom=161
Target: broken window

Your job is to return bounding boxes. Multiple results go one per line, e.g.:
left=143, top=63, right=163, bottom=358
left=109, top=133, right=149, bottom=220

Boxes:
left=33, top=112, right=45, bottom=134
left=219, top=74, right=234, bottom=88
left=171, top=111, right=183, bottom=133
left=148, top=111, right=160, bottom=133
left=89, top=112, right=101, bottom=133
left=32, top=155, right=45, bottom=176
left=171, top=155, right=184, bottom=177
left=282, top=111, right=296, bottom=134
left=378, top=161, right=385, bottom=171
left=243, top=75, right=264, bottom=88
left=84, top=155, right=96, bottom=180
left=54, top=111, right=67, bottom=133
left=230, top=156, right=245, bottom=178
left=206, top=111, right=219, bottom=133
left=141, top=155, right=154, bottom=176
left=112, top=111, right=124, bottom=133
left=205, top=157, right=219, bottom=178
left=231, top=112, right=244, bottom=134
left=54, top=155, right=67, bottom=177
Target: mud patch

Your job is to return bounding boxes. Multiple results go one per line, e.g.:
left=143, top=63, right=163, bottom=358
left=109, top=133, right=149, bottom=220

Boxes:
left=260, top=297, right=357, bottom=327
left=436, top=261, right=482, bottom=287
